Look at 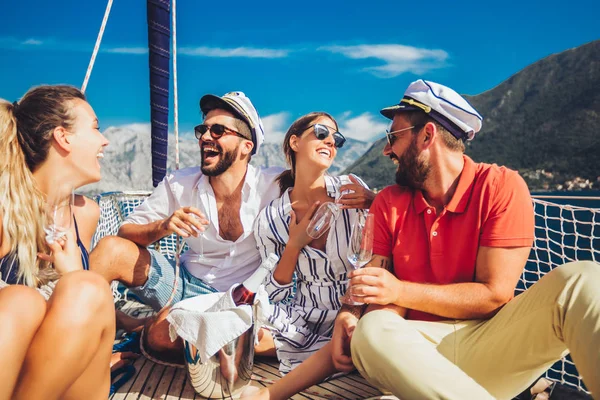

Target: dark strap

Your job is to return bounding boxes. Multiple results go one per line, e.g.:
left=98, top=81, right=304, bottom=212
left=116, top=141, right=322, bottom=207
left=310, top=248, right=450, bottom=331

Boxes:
left=73, top=216, right=90, bottom=270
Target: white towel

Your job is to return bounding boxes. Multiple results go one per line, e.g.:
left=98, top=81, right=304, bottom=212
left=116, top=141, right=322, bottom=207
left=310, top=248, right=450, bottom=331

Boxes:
left=167, top=284, right=272, bottom=363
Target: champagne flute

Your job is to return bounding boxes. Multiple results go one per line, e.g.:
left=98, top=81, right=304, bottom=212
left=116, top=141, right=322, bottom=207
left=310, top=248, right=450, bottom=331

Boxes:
left=191, top=187, right=209, bottom=261
left=306, top=202, right=339, bottom=239
left=44, top=186, right=74, bottom=245
left=305, top=176, right=352, bottom=239
left=344, top=212, right=374, bottom=305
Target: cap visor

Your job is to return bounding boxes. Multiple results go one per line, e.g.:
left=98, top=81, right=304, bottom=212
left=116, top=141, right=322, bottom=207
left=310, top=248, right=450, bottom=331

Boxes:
left=380, top=104, right=421, bottom=119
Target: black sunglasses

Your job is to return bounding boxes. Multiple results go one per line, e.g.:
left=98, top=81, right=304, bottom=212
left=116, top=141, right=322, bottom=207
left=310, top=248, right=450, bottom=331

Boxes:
left=194, top=124, right=247, bottom=140
left=310, top=123, right=346, bottom=148
left=385, top=124, right=424, bottom=147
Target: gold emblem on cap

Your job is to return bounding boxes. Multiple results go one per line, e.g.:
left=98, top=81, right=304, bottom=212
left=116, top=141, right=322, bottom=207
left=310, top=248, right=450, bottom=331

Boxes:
left=401, top=98, right=432, bottom=113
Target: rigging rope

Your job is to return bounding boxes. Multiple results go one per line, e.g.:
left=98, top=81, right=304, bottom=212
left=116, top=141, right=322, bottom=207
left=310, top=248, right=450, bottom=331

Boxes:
left=163, top=0, right=180, bottom=310
left=81, top=0, right=114, bottom=94
left=172, top=0, right=180, bottom=171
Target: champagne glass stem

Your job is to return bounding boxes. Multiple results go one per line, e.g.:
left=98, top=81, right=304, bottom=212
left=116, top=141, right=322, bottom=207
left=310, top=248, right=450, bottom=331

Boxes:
left=199, top=233, right=204, bottom=260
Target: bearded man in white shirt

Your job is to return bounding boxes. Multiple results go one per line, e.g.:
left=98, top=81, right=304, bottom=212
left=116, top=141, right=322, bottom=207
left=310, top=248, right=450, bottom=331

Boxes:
left=90, top=92, right=282, bottom=359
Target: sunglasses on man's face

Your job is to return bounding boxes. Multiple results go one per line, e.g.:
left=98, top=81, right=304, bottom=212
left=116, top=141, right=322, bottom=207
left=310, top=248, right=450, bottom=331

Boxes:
left=310, top=123, right=346, bottom=148
left=385, top=124, right=424, bottom=147
left=194, top=123, right=247, bottom=140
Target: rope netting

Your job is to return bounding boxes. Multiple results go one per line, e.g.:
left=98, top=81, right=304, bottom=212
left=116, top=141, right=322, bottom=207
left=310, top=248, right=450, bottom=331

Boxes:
left=92, top=191, right=185, bottom=258
left=519, top=199, right=599, bottom=392
left=518, top=199, right=599, bottom=294
left=92, top=193, right=599, bottom=392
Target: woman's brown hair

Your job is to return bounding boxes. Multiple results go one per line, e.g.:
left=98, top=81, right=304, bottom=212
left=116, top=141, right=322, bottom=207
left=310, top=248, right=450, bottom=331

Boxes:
left=276, top=112, right=337, bottom=195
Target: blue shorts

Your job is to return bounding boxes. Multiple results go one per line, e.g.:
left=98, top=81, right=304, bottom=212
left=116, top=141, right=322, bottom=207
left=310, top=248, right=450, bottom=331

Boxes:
left=129, top=249, right=217, bottom=311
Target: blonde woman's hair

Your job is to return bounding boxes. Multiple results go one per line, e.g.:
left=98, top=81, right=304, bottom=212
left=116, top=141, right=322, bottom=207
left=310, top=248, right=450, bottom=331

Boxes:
left=0, top=85, right=85, bottom=287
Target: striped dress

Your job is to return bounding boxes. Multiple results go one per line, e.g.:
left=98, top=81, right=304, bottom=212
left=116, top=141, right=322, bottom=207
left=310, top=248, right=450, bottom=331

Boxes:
left=254, top=175, right=367, bottom=374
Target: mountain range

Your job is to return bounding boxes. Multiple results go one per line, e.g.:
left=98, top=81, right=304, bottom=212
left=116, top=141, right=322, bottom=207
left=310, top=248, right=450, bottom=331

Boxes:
left=81, top=125, right=369, bottom=196
left=83, top=40, right=599, bottom=196
left=344, top=40, right=600, bottom=191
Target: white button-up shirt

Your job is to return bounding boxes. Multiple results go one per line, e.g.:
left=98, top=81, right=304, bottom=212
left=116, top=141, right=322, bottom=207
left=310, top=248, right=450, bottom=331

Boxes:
left=124, top=164, right=282, bottom=291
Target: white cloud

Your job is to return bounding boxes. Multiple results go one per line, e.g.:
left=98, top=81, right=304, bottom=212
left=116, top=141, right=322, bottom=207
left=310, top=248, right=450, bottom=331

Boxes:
left=319, top=44, right=449, bottom=78
left=23, top=38, right=43, bottom=45
left=179, top=46, right=290, bottom=59
left=337, top=112, right=388, bottom=142
left=261, top=112, right=290, bottom=143
left=104, top=47, right=148, bottom=55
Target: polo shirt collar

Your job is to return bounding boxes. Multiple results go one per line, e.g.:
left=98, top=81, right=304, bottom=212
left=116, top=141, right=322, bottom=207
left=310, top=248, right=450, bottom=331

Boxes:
left=413, top=155, right=476, bottom=214
left=446, top=155, right=476, bottom=213
left=413, top=189, right=429, bottom=215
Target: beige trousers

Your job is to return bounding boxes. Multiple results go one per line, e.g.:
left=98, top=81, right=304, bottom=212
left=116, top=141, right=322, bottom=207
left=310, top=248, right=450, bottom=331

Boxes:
left=351, top=261, right=600, bottom=400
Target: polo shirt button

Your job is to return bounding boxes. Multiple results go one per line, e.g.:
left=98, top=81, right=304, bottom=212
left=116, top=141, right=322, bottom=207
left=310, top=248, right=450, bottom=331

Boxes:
left=427, top=209, right=432, bottom=214
left=432, top=231, right=438, bottom=237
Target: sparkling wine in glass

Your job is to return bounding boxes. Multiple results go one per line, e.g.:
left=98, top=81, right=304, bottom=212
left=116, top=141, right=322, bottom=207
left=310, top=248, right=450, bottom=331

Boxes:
left=191, top=187, right=209, bottom=261
left=44, top=187, right=74, bottom=245
left=305, top=176, right=352, bottom=240
left=344, top=212, right=374, bottom=305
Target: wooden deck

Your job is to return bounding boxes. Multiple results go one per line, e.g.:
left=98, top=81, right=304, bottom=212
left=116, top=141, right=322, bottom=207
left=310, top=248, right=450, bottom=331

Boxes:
left=111, top=300, right=392, bottom=400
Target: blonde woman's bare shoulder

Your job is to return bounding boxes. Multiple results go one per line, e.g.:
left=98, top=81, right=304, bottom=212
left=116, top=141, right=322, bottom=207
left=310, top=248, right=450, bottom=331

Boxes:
left=73, top=195, right=100, bottom=250
left=74, top=195, right=100, bottom=224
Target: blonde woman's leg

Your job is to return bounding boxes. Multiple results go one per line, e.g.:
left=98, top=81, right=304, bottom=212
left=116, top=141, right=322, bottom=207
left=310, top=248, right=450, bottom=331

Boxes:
left=12, top=271, right=115, bottom=400
left=0, top=286, right=46, bottom=400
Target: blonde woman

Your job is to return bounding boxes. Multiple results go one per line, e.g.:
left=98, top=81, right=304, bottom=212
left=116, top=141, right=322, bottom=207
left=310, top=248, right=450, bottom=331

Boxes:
left=0, top=85, right=114, bottom=400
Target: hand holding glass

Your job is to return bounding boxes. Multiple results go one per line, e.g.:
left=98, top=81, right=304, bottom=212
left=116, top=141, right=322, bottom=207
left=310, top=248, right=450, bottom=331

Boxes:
left=344, top=212, right=374, bottom=305
left=306, top=176, right=352, bottom=239
left=44, top=188, right=74, bottom=245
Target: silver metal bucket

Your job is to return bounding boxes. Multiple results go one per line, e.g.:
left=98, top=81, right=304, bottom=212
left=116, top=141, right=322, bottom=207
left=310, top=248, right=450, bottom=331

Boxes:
left=184, top=313, right=257, bottom=398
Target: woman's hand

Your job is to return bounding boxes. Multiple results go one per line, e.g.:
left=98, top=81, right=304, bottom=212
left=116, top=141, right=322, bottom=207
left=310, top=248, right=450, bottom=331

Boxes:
left=45, top=229, right=84, bottom=275
left=331, top=309, right=358, bottom=372
left=338, top=175, right=376, bottom=210
left=287, top=201, right=321, bottom=250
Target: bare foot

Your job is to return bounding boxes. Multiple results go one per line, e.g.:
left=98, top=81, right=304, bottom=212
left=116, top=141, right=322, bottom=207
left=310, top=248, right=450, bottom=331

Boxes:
left=110, top=351, right=139, bottom=372
left=116, top=309, right=150, bottom=333
left=239, top=386, right=269, bottom=400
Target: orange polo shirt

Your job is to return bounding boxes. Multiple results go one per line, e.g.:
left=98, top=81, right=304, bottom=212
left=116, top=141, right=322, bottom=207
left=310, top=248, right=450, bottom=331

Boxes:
left=370, top=155, right=534, bottom=321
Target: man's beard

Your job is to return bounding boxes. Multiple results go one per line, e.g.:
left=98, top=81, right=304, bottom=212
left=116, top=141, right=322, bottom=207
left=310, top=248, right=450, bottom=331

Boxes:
left=394, top=138, right=430, bottom=190
left=201, top=143, right=239, bottom=176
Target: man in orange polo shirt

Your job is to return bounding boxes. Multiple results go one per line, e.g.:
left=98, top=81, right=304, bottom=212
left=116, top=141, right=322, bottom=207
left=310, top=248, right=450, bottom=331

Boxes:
left=330, top=80, right=600, bottom=399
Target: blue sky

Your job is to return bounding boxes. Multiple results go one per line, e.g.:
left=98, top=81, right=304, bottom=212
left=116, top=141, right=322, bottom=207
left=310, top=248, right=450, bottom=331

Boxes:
left=1, top=0, right=598, bottom=143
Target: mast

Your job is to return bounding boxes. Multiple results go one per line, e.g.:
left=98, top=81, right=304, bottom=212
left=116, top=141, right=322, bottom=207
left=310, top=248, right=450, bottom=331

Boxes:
left=147, top=0, right=171, bottom=187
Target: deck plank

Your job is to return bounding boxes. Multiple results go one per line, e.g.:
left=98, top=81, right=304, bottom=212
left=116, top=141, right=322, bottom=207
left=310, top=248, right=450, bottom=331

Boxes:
left=111, top=357, right=148, bottom=400
left=124, top=358, right=159, bottom=399
left=165, top=368, right=189, bottom=400
left=178, top=374, right=198, bottom=399
left=139, top=364, right=168, bottom=399
left=151, top=365, right=177, bottom=399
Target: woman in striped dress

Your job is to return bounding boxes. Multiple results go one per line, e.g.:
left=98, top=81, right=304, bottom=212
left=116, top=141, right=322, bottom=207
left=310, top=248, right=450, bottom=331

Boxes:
left=252, top=112, right=375, bottom=376
left=0, top=86, right=115, bottom=399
